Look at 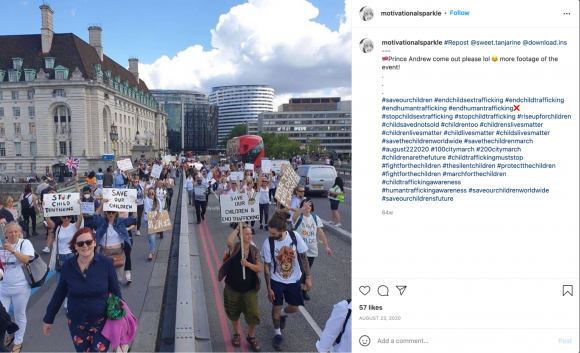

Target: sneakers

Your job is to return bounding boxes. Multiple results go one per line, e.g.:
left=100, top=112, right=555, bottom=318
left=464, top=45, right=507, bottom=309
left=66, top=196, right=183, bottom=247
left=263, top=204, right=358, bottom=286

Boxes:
left=126, top=273, right=132, bottom=284
left=136, top=230, right=141, bottom=236
left=302, top=290, right=311, bottom=300
left=335, top=223, right=342, bottom=227
left=259, top=224, right=263, bottom=229
left=273, top=334, right=284, bottom=351
left=280, top=315, right=287, bottom=330
left=328, top=221, right=335, bottom=225
left=42, top=246, right=51, bottom=253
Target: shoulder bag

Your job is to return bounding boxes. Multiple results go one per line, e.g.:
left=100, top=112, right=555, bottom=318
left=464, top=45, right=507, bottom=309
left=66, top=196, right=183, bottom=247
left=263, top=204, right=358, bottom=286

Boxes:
left=105, top=227, right=125, bottom=268
left=19, top=240, right=49, bottom=288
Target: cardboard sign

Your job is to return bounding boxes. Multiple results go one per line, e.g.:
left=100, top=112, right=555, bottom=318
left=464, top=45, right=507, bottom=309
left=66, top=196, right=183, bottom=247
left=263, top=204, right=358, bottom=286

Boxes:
left=151, top=164, right=163, bottom=179
left=81, top=202, right=95, bottom=215
left=147, top=210, right=172, bottom=234
left=43, top=193, right=80, bottom=217
left=103, top=188, right=137, bottom=212
left=220, top=193, right=260, bottom=223
left=245, top=163, right=254, bottom=171
left=261, top=160, right=272, bottom=174
left=117, top=158, right=133, bottom=171
left=275, top=166, right=300, bottom=208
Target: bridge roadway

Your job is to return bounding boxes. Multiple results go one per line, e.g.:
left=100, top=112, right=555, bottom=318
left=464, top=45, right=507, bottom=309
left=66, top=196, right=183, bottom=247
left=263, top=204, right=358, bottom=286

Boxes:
left=16, top=175, right=352, bottom=352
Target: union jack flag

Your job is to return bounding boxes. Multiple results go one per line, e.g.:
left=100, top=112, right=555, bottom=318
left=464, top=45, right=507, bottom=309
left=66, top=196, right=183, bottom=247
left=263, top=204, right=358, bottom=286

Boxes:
left=65, top=157, right=80, bottom=171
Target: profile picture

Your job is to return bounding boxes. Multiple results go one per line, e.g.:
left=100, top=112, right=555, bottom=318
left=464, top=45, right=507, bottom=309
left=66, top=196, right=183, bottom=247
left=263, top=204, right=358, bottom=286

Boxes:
left=359, top=6, right=374, bottom=21
left=359, top=38, right=374, bottom=53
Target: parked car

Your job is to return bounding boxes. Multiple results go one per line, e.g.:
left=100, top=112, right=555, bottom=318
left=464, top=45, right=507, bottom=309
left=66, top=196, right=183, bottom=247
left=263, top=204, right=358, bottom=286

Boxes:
left=296, top=165, right=337, bottom=194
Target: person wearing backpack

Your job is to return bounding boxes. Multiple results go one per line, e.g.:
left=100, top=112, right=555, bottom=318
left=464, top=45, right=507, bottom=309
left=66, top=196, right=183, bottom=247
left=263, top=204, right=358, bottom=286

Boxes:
left=315, top=299, right=352, bottom=352
left=291, top=198, right=331, bottom=301
left=20, top=184, right=38, bottom=237
left=261, top=210, right=311, bottom=351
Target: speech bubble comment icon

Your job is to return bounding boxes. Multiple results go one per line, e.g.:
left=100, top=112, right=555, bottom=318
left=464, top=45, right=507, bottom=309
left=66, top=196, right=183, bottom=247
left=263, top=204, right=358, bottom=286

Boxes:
left=377, top=285, right=389, bottom=296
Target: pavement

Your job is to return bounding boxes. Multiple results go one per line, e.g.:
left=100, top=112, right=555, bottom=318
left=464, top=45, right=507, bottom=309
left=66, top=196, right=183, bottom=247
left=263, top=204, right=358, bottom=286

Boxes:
left=19, top=180, right=179, bottom=352
left=194, top=188, right=352, bottom=352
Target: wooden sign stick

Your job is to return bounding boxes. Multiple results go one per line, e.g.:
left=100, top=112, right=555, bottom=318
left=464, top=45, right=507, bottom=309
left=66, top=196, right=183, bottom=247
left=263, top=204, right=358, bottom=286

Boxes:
left=239, top=221, right=246, bottom=279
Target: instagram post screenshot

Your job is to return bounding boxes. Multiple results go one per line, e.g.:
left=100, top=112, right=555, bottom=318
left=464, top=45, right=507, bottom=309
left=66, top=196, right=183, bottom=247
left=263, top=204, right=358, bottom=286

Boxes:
left=353, top=0, right=579, bottom=352
left=0, top=0, right=577, bottom=352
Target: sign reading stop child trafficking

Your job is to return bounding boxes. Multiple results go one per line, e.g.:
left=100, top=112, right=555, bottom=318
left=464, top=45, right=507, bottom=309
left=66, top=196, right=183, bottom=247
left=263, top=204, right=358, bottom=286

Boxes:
left=275, top=167, right=300, bottom=208
left=220, top=193, right=260, bottom=223
left=43, top=193, right=80, bottom=217
left=103, top=188, right=137, bottom=212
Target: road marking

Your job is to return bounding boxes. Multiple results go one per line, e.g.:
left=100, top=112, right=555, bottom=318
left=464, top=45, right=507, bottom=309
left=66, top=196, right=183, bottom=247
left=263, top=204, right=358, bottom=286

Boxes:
left=322, top=220, right=352, bottom=238
left=299, top=306, right=323, bottom=338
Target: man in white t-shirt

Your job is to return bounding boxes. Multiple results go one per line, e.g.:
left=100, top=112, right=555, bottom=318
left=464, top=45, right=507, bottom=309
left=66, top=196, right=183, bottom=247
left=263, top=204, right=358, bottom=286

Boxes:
left=261, top=217, right=311, bottom=351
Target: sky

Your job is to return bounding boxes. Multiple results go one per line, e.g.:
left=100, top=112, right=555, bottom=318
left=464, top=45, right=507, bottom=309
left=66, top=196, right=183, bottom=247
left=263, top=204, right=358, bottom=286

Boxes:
left=1, top=0, right=352, bottom=108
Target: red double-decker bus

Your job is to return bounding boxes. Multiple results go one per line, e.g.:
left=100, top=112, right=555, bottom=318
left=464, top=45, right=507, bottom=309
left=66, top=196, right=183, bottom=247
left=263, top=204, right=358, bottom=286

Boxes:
left=226, top=135, right=265, bottom=169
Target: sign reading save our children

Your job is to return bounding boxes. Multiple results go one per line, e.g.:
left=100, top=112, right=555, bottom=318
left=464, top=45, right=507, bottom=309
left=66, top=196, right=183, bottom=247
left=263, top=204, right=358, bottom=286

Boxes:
left=102, top=188, right=137, bottom=212
left=220, top=193, right=259, bottom=223
left=43, top=193, right=81, bottom=217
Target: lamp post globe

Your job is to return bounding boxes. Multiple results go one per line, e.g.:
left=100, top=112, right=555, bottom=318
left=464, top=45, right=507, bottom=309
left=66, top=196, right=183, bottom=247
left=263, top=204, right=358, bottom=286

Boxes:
left=109, top=123, right=118, bottom=169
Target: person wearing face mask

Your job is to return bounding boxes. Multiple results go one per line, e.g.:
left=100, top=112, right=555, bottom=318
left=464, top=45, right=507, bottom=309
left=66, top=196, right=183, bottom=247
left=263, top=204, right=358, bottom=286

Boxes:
left=218, top=224, right=262, bottom=351
left=44, top=198, right=84, bottom=310
left=76, top=179, right=97, bottom=230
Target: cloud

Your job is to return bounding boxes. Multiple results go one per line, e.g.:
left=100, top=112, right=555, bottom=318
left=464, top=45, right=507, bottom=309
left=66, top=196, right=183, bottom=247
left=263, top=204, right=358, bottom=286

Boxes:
left=71, top=8, right=76, bottom=16
left=19, top=1, right=27, bottom=5
left=140, top=0, right=351, bottom=104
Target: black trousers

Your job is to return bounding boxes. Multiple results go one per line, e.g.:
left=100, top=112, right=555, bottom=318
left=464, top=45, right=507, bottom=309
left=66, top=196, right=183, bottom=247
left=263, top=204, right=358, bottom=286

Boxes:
left=136, top=204, right=144, bottom=231
left=259, top=203, right=269, bottom=225
left=195, top=200, right=207, bottom=222
left=21, top=207, right=36, bottom=234
left=124, top=236, right=132, bottom=271
left=167, top=188, right=173, bottom=211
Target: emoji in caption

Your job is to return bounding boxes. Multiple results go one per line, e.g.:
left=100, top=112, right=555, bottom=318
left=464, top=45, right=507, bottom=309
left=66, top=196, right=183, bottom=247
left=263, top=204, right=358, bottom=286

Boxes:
left=492, top=55, right=498, bottom=62
left=359, top=335, right=371, bottom=347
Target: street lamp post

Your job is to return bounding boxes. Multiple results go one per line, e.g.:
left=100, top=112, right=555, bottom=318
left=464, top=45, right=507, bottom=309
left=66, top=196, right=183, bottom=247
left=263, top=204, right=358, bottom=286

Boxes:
left=109, top=123, right=118, bottom=170
left=58, top=159, right=64, bottom=183
left=306, top=135, right=311, bottom=164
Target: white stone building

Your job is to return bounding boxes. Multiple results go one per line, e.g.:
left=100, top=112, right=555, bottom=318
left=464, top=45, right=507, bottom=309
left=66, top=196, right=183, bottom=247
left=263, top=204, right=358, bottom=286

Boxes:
left=0, top=5, right=167, bottom=177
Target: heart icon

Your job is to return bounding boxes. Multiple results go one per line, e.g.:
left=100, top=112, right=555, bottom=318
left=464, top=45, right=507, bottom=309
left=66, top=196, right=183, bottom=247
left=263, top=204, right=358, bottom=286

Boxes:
left=359, top=286, right=371, bottom=296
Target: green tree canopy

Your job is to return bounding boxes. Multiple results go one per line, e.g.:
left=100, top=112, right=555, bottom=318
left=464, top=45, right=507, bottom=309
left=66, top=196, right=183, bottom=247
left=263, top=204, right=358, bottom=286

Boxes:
left=221, top=124, right=247, bottom=145
left=259, top=132, right=301, bottom=159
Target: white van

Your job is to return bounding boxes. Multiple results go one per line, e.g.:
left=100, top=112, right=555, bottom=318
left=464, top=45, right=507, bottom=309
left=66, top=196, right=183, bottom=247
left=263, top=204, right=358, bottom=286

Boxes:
left=296, top=165, right=337, bottom=194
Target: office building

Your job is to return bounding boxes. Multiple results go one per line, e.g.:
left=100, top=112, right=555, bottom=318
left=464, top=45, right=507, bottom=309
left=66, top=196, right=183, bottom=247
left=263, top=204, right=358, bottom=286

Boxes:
left=257, top=97, right=352, bottom=158
left=208, top=85, right=274, bottom=143
left=151, top=90, right=218, bottom=153
left=0, top=5, right=167, bottom=176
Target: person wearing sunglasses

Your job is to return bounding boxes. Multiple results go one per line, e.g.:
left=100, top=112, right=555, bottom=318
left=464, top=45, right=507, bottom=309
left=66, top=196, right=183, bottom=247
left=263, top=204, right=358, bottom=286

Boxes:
left=43, top=227, right=122, bottom=352
left=93, top=200, right=136, bottom=284
left=44, top=198, right=84, bottom=309
left=143, top=190, right=162, bottom=260
left=0, top=222, right=35, bottom=353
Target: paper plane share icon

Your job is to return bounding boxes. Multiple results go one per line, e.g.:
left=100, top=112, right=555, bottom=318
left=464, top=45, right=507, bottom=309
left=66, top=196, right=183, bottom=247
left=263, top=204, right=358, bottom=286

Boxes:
left=396, top=286, right=407, bottom=296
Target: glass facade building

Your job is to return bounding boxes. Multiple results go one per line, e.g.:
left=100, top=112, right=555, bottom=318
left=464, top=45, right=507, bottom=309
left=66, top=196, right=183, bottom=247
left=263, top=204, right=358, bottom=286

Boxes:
left=208, top=85, right=274, bottom=144
left=151, top=90, right=218, bottom=153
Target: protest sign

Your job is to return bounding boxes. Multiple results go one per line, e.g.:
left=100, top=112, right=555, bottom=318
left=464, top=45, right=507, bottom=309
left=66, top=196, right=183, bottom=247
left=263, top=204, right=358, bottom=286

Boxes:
left=188, top=162, right=203, bottom=170
left=261, top=160, right=272, bottom=174
left=245, top=163, right=254, bottom=171
left=220, top=193, right=260, bottom=223
left=219, top=166, right=229, bottom=172
left=43, top=193, right=80, bottom=217
left=194, top=186, right=207, bottom=197
left=230, top=172, right=243, bottom=181
left=151, top=164, right=163, bottom=179
left=116, top=158, right=133, bottom=171
left=163, top=155, right=171, bottom=164
left=81, top=202, right=95, bottom=215
left=275, top=166, right=300, bottom=208
left=170, top=156, right=177, bottom=162
left=103, top=188, right=137, bottom=212
left=147, top=211, right=173, bottom=234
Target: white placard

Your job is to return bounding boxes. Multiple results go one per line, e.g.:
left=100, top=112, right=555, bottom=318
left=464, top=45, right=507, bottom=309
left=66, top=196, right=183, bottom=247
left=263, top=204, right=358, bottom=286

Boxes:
left=102, top=188, right=137, bottom=212
left=194, top=187, right=207, bottom=197
left=261, top=160, right=272, bottom=174
left=170, top=156, right=177, bottom=162
left=245, top=163, right=254, bottom=171
left=43, top=193, right=80, bottom=217
left=151, top=165, right=163, bottom=179
left=188, top=163, right=203, bottom=170
left=163, top=155, right=171, bottom=164
left=116, top=158, right=133, bottom=171
left=220, top=193, right=260, bottom=223
left=230, top=172, right=243, bottom=181
left=81, top=202, right=95, bottom=215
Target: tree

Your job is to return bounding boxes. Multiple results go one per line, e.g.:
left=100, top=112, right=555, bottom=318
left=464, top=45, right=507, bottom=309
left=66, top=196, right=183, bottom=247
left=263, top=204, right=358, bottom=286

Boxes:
left=221, top=124, right=247, bottom=145
left=308, top=139, right=322, bottom=155
left=259, top=132, right=301, bottom=159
